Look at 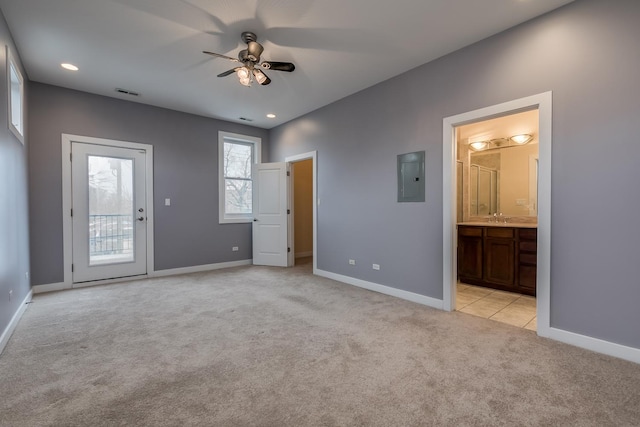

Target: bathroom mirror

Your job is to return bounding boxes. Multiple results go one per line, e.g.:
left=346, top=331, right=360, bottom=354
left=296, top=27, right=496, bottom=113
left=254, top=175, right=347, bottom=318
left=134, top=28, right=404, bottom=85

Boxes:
left=457, top=109, right=539, bottom=220
left=469, top=144, right=538, bottom=217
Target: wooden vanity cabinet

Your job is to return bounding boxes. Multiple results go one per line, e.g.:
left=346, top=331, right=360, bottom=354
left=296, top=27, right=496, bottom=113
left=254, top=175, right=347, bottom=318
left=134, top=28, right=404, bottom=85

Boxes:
left=457, top=225, right=537, bottom=296
left=516, top=228, right=537, bottom=295
left=457, top=226, right=483, bottom=280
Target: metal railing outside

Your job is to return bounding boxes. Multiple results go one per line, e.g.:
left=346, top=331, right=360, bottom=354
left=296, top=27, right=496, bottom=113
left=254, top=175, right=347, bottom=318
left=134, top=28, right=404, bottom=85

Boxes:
left=89, top=214, right=134, bottom=256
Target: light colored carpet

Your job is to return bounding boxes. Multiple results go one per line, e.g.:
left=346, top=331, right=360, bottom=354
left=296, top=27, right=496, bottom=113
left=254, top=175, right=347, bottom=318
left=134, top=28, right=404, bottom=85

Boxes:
left=1, top=258, right=639, bottom=426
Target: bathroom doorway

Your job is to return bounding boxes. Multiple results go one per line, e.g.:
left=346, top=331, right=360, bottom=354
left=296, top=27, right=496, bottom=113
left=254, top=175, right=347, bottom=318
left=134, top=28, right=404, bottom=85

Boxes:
left=442, top=92, right=552, bottom=337
left=454, top=110, right=538, bottom=330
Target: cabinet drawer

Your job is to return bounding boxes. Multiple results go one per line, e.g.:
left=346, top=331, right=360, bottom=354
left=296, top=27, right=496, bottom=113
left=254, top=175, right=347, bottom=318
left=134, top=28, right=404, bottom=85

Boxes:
left=520, top=241, right=537, bottom=252
left=519, top=228, right=537, bottom=240
left=458, top=226, right=483, bottom=237
left=486, top=227, right=514, bottom=238
left=519, top=253, right=537, bottom=264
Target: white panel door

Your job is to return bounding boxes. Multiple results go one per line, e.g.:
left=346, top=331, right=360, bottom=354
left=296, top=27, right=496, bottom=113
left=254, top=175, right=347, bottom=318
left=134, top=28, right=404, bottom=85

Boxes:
left=71, top=142, right=147, bottom=282
left=253, top=162, right=289, bottom=267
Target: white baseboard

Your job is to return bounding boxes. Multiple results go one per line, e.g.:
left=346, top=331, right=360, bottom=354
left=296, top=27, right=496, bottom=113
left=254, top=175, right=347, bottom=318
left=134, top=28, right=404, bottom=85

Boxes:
left=33, top=260, right=253, bottom=294
left=32, top=282, right=67, bottom=294
left=316, top=269, right=444, bottom=310
left=0, top=290, right=33, bottom=355
left=151, top=259, right=252, bottom=277
left=538, top=326, right=640, bottom=365
left=295, top=251, right=313, bottom=258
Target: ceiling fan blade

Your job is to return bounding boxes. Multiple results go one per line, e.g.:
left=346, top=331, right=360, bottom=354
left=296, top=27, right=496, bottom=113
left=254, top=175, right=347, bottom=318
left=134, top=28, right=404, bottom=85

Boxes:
left=217, top=68, right=238, bottom=78
left=260, top=61, right=295, bottom=72
left=202, top=51, right=238, bottom=62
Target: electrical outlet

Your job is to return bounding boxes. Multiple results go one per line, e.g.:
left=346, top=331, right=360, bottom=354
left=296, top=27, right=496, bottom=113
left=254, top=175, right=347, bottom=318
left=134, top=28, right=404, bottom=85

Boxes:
left=9, top=290, right=12, bottom=301
left=25, top=271, right=29, bottom=280
left=372, top=264, right=380, bottom=270
left=349, top=259, right=356, bottom=265
left=232, top=246, right=239, bottom=252
left=165, top=198, right=171, bottom=206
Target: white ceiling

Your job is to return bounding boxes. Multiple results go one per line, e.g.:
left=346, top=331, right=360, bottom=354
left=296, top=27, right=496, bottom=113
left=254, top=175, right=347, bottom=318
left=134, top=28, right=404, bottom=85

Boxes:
left=0, top=0, right=573, bottom=129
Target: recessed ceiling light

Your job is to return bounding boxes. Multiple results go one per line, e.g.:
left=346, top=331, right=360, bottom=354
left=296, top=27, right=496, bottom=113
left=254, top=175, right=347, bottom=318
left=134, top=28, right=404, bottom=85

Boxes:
left=61, top=63, right=79, bottom=71
left=266, top=113, right=276, bottom=119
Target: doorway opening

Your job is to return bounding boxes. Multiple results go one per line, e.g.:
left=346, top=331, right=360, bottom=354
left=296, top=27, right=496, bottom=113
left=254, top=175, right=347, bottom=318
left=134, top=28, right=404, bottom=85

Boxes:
left=291, top=159, right=313, bottom=267
left=285, top=151, right=318, bottom=274
left=443, top=92, right=552, bottom=337
left=455, top=109, right=538, bottom=330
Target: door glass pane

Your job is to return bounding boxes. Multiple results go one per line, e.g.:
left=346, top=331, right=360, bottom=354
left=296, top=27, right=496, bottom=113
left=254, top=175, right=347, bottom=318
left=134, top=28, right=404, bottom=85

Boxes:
left=88, top=155, right=134, bottom=265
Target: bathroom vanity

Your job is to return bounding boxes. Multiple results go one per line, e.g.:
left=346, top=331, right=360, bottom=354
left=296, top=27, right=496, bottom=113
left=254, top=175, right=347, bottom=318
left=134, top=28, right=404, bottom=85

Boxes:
left=457, top=223, right=537, bottom=296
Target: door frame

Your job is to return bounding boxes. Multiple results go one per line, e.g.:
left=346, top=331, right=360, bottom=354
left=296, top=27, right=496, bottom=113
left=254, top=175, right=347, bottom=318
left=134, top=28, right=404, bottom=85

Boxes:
left=285, top=151, right=317, bottom=275
left=61, top=134, right=155, bottom=289
left=442, top=92, right=552, bottom=337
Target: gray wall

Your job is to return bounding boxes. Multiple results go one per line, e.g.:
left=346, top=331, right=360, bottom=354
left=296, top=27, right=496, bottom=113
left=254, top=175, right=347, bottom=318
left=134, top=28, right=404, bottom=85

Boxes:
left=269, top=0, right=640, bottom=349
left=0, top=11, right=30, bottom=338
left=28, top=83, right=269, bottom=285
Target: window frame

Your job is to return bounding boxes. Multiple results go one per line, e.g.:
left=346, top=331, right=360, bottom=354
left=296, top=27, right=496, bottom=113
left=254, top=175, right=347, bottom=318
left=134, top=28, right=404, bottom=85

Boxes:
left=218, top=131, right=261, bottom=224
left=7, top=46, right=25, bottom=144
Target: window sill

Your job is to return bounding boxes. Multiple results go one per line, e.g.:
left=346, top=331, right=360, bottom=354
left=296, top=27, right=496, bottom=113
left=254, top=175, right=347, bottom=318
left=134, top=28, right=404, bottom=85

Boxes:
left=219, top=217, right=253, bottom=224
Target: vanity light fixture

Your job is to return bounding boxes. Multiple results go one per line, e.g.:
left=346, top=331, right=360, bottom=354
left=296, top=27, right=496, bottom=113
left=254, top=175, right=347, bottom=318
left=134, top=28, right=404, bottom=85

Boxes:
left=469, top=141, right=489, bottom=151
left=61, top=63, right=79, bottom=71
left=510, top=134, right=533, bottom=145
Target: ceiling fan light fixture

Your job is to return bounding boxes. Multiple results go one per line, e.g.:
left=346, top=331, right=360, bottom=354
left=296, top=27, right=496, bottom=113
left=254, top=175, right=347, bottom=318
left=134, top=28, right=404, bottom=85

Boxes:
left=236, top=67, right=251, bottom=86
left=252, top=69, right=270, bottom=85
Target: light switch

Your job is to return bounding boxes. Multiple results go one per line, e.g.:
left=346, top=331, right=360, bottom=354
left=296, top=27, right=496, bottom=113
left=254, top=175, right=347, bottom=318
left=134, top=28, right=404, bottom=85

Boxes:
left=165, top=198, right=171, bottom=206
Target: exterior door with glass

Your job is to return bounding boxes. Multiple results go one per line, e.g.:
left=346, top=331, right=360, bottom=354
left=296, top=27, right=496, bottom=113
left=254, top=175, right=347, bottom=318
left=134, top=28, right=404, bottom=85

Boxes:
left=71, top=142, right=147, bottom=283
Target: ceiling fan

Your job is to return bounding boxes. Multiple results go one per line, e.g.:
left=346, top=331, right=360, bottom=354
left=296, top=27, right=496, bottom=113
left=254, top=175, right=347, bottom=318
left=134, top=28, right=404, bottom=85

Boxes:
left=203, top=32, right=295, bottom=87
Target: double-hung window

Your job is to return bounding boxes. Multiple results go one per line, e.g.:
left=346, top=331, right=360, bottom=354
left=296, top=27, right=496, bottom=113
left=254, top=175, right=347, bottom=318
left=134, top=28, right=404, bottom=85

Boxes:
left=218, top=131, right=261, bottom=223
left=7, top=46, right=24, bottom=144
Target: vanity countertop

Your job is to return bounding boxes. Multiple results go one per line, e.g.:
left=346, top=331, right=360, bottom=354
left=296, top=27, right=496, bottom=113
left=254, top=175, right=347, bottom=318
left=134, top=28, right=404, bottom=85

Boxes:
left=457, top=222, right=538, bottom=228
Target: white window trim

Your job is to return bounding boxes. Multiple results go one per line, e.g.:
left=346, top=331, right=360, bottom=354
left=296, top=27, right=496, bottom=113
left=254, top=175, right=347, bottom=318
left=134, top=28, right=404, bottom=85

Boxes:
left=218, top=131, right=261, bottom=224
left=6, top=46, right=25, bottom=144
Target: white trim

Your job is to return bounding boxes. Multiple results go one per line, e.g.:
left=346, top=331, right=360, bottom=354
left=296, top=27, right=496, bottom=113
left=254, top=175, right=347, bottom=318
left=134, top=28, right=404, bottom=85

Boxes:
left=545, top=327, right=640, bottom=365
left=285, top=151, right=318, bottom=275
left=218, top=131, right=261, bottom=224
left=32, top=282, right=67, bottom=294
left=150, top=259, right=252, bottom=277
left=61, top=134, right=155, bottom=288
left=0, top=290, right=32, bottom=355
left=317, top=269, right=444, bottom=310
left=295, top=251, right=313, bottom=258
left=6, top=45, right=25, bottom=144
left=442, top=92, right=552, bottom=328
left=32, top=260, right=253, bottom=294
left=72, top=274, right=148, bottom=289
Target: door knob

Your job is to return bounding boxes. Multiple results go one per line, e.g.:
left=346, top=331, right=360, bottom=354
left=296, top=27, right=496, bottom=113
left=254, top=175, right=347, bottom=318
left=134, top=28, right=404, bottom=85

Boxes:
left=253, top=218, right=258, bottom=222
left=138, top=208, right=144, bottom=212
left=137, top=216, right=145, bottom=221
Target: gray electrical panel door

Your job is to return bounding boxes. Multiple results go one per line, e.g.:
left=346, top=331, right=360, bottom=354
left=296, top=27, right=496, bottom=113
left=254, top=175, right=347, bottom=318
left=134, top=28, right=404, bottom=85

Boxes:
left=397, top=151, right=425, bottom=202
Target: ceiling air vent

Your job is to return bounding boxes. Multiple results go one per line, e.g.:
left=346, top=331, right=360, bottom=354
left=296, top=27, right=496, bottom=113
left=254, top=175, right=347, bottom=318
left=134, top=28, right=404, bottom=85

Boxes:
left=115, top=88, right=140, bottom=97
left=238, top=117, right=253, bottom=122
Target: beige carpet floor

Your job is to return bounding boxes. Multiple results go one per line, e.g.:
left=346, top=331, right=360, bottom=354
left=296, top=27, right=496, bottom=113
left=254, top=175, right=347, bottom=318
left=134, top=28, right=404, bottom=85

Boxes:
left=1, top=259, right=639, bottom=426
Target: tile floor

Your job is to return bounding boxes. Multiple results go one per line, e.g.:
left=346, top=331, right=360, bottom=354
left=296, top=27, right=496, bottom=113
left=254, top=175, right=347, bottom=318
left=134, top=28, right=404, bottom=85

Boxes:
left=456, top=283, right=537, bottom=331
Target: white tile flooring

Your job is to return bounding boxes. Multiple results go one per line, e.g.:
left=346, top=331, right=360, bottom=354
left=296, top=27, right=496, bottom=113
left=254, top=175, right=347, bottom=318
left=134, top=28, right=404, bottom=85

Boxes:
left=456, top=283, right=537, bottom=331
